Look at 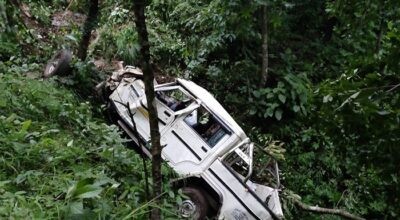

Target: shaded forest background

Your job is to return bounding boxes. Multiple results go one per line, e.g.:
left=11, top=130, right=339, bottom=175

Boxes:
left=1, top=0, right=399, bottom=219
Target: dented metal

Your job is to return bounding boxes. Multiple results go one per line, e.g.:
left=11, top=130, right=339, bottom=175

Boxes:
left=107, top=66, right=284, bottom=220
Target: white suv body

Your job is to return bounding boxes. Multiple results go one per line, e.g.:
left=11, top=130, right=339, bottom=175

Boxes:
left=108, top=67, right=283, bottom=220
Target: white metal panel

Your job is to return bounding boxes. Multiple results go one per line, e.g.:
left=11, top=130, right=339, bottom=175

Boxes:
left=207, top=159, right=278, bottom=220
left=177, top=78, right=247, bottom=139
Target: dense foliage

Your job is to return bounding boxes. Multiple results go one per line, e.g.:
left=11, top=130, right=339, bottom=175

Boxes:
left=0, top=72, right=181, bottom=219
left=1, top=0, right=399, bottom=219
left=0, top=1, right=179, bottom=219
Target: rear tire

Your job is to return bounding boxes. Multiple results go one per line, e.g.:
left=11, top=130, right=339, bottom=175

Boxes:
left=179, top=186, right=209, bottom=219
left=43, top=49, right=72, bottom=78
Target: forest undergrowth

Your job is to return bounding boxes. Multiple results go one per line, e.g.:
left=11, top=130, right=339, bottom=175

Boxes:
left=1, top=0, right=399, bottom=219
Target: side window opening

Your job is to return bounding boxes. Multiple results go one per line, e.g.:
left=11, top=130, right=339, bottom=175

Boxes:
left=223, top=143, right=281, bottom=188
left=184, top=106, right=229, bottom=148
left=223, top=143, right=252, bottom=180
left=250, top=146, right=281, bottom=188
left=156, top=88, right=193, bottom=112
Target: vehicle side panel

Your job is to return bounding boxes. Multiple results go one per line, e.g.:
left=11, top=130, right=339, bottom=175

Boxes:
left=201, top=159, right=275, bottom=220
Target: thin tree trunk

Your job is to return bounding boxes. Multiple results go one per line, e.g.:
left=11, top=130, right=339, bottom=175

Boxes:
left=132, top=1, right=162, bottom=219
left=260, top=4, right=268, bottom=87
left=4, top=0, right=18, bottom=31
left=77, top=0, right=99, bottom=60
left=375, top=17, right=384, bottom=55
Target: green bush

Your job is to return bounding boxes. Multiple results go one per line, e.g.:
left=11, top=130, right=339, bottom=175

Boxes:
left=0, top=73, right=180, bottom=219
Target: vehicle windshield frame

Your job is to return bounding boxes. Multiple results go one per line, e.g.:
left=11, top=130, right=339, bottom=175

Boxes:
left=155, top=85, right=197, bottom=114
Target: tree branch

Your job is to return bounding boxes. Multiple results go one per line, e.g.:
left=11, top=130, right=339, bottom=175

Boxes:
left=292, top=197, right=365, bottom=220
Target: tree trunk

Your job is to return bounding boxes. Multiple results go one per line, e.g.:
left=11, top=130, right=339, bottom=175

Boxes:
left=77, top=0, right=99, bottom=61
left=132, top=1, right=162, bottom=219
left=375, top=17, right=384, bottom=55
left=260, top=4, right=268, bottom=87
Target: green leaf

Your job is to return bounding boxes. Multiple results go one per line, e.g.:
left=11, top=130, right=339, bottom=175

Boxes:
left=15, top=191, right=26, bottom=195
left=168, top=190, right=175, bottom=198
left=323, top=95, right=333, bottom=103
left=66, top=178, right=103, bottom=200
left=377, top=110, right=390, bottom=115
left=176, top=196, right=182, bottom=205
left=0, top=181, right=11, bottom=187
left=265, top=108, right=274, bottom=118
left=67, top=140, right=74, bottom=147
left=20, top=120, right=32, bottom=132
left=336, top=91, right=361, bottom=110
left=278, top=94, right=286, bottom=103
left=66, top=201, right=83, bottom=215
left=249, top=108, right=257, bottom=115
left=65, top=34, right=78, bottom=42
left=349, top=91, right=361, bottom=99
left=275, top=109, right=283, bottom=120
left=0, top=98, right=6, bottom=107
left=15, top=173, right=27, bottom=184
left=76, top=187, right=103, bottom=199
left=253, top=90, right=261, bottom=98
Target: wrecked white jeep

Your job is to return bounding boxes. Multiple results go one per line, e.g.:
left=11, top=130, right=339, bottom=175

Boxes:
left=106, top=66, right=284, bottom=220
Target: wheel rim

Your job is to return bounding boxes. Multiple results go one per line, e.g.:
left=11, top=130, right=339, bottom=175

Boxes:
left=48, top=60, right=59, bottom=74
left=180, top=199, right=198, bottom=218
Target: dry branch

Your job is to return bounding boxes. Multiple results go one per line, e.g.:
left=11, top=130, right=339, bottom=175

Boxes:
left=292, top=197, right=365, bottom=220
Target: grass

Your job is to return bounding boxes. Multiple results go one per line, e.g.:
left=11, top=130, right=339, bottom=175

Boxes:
left=0, top=72, right=179, bottom=219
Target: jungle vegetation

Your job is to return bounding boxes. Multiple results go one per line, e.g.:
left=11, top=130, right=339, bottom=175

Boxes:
left=0, top=0, right=399, bottom=219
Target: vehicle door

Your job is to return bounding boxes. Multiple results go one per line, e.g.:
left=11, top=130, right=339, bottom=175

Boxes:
left=127, top=83, right=185, bottom=140
left=162, top=104, right=231, bottom=167
left=154, top=86, right=210, bottom=166
left=154, top=85, right=194, bottom=133
left=114, top=81, right=177, bottom=145
left=207, top=142, right=283, bottom=219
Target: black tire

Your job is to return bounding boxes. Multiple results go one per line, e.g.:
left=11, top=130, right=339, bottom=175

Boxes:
left=43, top=49, right=72, bottom=78
left=179, top=186, right=209, bottom=220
